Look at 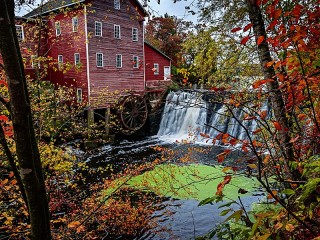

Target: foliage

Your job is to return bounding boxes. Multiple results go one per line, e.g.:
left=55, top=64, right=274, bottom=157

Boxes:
left=145, top=14, right=193, bottom=66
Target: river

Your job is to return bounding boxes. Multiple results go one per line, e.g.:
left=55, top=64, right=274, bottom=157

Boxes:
left=81, top=91, right=265, bottom=239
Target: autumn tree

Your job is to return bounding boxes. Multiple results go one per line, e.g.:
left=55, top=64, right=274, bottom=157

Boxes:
left=194, top=0, right=320, bottom=237
left=145, top=13, right=193, bottom=66
left=0, top=0, right=51, bottom=238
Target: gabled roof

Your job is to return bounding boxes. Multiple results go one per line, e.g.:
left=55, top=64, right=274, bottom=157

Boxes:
left=24, top=0, right=148, bottom=18
left=144, top=41, right=172, bottom=61
left=24, top=0, right=86, bottom=18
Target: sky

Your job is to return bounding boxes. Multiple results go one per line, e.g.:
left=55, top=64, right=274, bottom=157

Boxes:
left=16, top=0, right=199, bottom=22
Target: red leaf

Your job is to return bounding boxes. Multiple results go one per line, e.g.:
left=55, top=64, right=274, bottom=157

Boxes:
left=267, top=20, right=278, bottom=30
left=262, top=0, right=269, bottom=4
left=253, top=128, right=262, bottom=134
left=0, top=115, right=9, bottom=122
left=217, top=152, right=226, bottom=163
left=0, top=80, right=8, bottom=87
left=274, top=9, right=282, bottom=19
left=240, top=35, right=251, bottom=45
left=292, top=4, right=303, bottom=18
left=231, top=27, right=242, bottom=33
left=257, top=36, right=264, bottom=45
left=242, top=145, right=249, bottom=153
left=273, top=121, right=282, bottom=130
left=243, top=23, right=253, bottom=32
left=229, top=138, right=238, bottom=146
left=216, top=175, right=232, bottom=195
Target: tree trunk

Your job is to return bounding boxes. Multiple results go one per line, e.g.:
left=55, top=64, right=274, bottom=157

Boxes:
left=245, top=0, right=299, bottom=179
left=0, top=0, right=51, bottom=239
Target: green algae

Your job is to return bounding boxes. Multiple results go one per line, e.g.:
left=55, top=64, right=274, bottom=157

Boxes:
left=127, top=164, right=259, bottom=201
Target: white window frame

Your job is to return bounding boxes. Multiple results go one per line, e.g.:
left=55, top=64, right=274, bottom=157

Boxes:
left=55, top=21, right=61, bottom=36
left=153, top=63, right=159, bottom=75
left=31, top=55, right=41, bottom=69
left=95, top=21, right=102, bottom=36
left=133, top=56, right=139, bottom=68
left=72, top=16, right=78, bottom=32
left=76, top=88, right=83, bottom=103
left=15, top=25, right=24, bottom=41
left=164, top=66, right=171, bottom=79
left=96, top=53, right=103, bottom=67
left=132, top=28, right=138, bottom=42
left=58, top=55, right=63, bottom=69
left=114, top=25, right=121, bottom=39
left=116, top=54, right=122, bottom=68
left=114, top=0, right=120, bottom=10
left=74, top=53, right=80, bottom=66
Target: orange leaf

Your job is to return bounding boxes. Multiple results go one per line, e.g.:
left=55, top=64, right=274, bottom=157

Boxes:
left=257, top=36, right=264, bottom=45
left=273, top=121, right=282, bottom=130
left=274, top=61, right=281, bottom=69
left=231, top=27, right=242, bottom=33
left=68, top=221, right=81, bottom=228
left=252, top=79, right=273, bottom=89
left=267, top=190, right=278, bottom=199
left=240, top=35, right=251, bottom=45
left=217, top=152, right=226, bottom=163
left=243, top=23, right=253, bottom=32
left=266, top=60, right=275, bottom=67
left=259, top=110, right=268, bottom=120
left=289, top=135, right=299, bottom=143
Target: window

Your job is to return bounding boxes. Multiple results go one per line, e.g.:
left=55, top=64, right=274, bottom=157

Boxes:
left=116, top=54, right=122, bottom=68
left=55, top=22, right=61, bottom=36
left=31, top=55, right=40, bottom=68
left=15, top=25, right=24, bottom=41
left=58, top=55, right=63, bottom=69
left=114, top=0, right=120, bottom=9
left=76, top=88, right=82, bottom=103
left=133, top=56, right=139, bottom=68
left=95, top=21, right=102, bottom=36
left=114, top=25, right=121, bottom=39
left=96, top=53, right=103, bottom=67
left=74, top=53, right=80, bottom=66
left=164, top=66, right=171, bottom=79
left=132, top=28, right=138, bottom=42
left=72, top=17, right=78, bottom=32
left=153, top=63, right=159, bottom=75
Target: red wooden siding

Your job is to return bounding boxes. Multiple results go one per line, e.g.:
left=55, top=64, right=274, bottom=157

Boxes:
left=87, top=0, right=145, bottom=107
left=144, top=42, right=171, bottom=90
left=46, top=8, right=88, bottom=103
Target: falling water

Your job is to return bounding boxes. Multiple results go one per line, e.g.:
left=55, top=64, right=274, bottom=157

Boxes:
left=158, top=91, right=268, bottom=144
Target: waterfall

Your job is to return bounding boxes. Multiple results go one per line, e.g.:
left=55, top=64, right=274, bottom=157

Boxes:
left=157, top=91, right=267, bottom=144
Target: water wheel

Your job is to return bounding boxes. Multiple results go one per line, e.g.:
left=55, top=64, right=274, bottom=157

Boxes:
left=118, top=95, right=148, bottom=132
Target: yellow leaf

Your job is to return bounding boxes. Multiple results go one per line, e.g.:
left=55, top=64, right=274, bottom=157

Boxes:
left=275, top=222, right=283, bottom=230
left=257, top=233, right=271, bottom=240
left=67, top=221, right=81, bottom=228
left=248, top=164, right=257, bottom=169
left=285, top=223, right=295, bottom=232
left=222, top=167, right=233, bottom=173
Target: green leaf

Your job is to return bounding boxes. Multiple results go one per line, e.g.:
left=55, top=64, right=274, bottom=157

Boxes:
left=224, top=209, right=243, bottom=222
left=281, top=189, right=295, bottom=195
left=198, top=196, right=217, bottom=206
left=218, top=201, right=237, bottom=209
left=220, top=209, right=232, bottom=216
